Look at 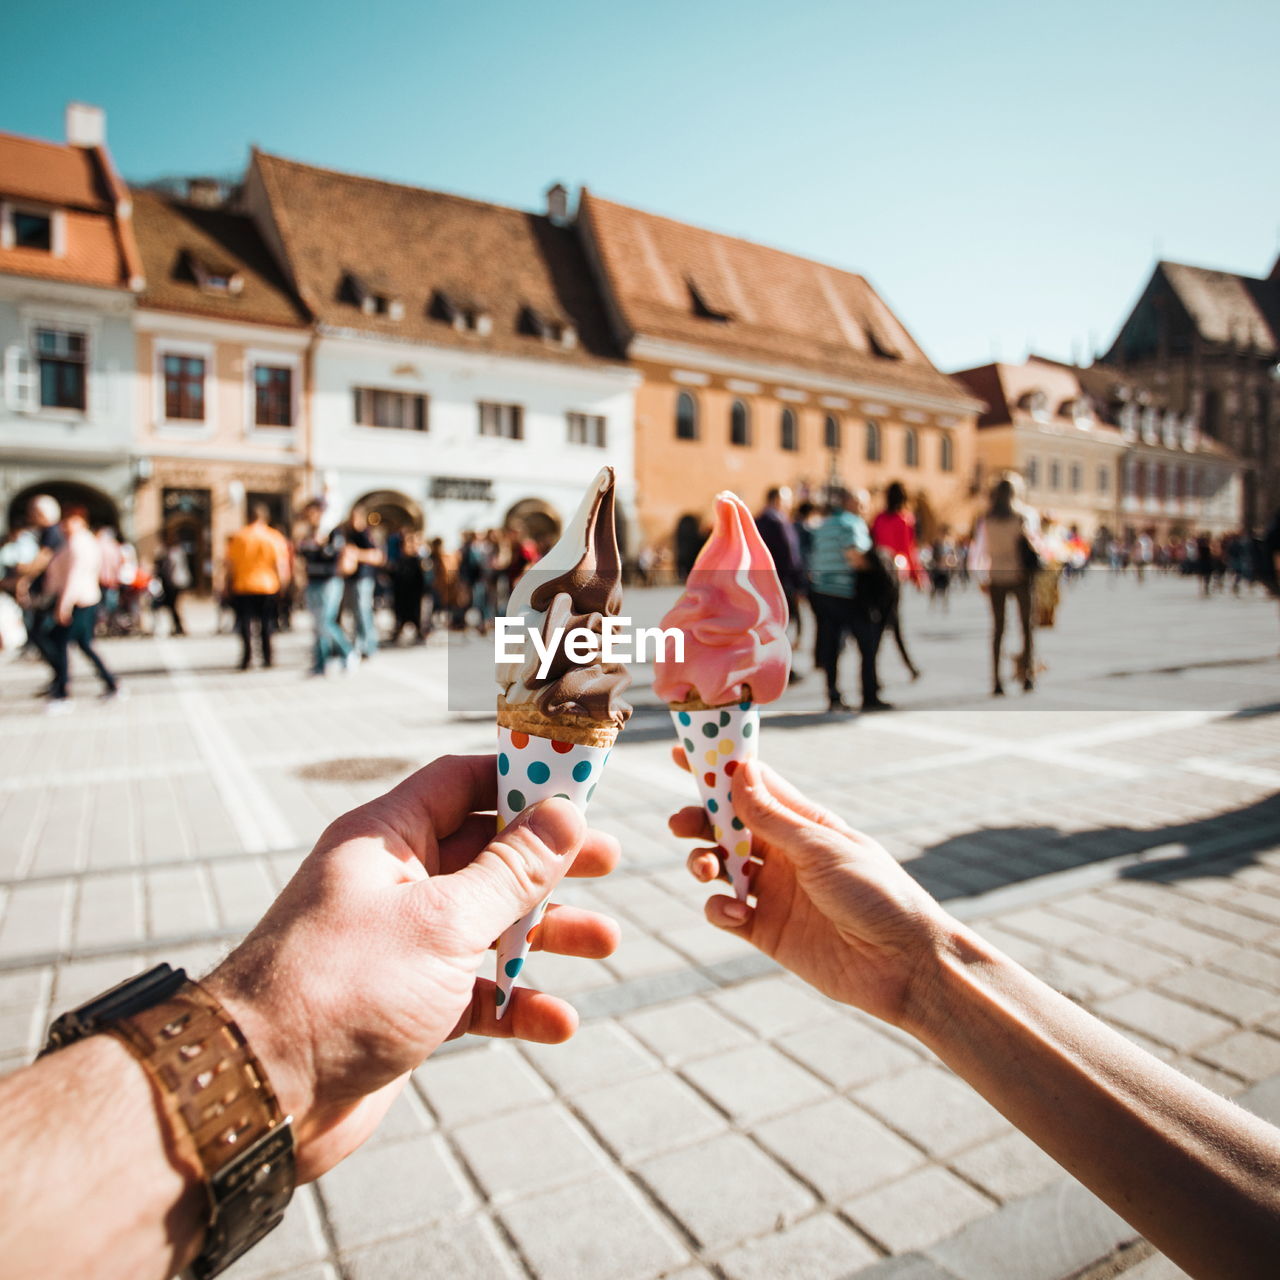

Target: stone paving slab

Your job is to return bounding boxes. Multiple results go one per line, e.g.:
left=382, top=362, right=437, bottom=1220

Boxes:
left=3, top=581, right=1280, bottom=1277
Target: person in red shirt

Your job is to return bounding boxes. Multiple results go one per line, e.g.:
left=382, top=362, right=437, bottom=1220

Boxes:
left=870, top=482, right=922, bottom=682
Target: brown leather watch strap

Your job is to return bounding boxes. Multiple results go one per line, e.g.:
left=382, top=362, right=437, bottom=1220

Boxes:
left=106, top=978, right=295, bottom=1278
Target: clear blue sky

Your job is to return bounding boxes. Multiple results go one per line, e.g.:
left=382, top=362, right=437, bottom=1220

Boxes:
left=4, top=0, right=1276, bottom=371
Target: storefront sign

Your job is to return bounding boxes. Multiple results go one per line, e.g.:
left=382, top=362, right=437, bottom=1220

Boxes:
left=430, top=476, right=493, bottom=502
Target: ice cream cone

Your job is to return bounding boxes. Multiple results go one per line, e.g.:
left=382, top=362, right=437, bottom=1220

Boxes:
left=494, top=707, right=616, bottom=1015
left=670, top=698, right=760, bottom=900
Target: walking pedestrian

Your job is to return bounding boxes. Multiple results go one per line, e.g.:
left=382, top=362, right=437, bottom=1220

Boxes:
left=389, top=531, right=428, bottom=645
left=807, top=487, right=888, bottom=714
left=155, top=534, right=190, bottom=637
left=341, top=506, right=383, bottom=659
left=297, top=501, right=355, bottom=675
left=227, top=504, right=289, bottom=670
left=929, top=527, right=957, bottom=609
left=755, top=487, right=805, bottom=683
left=969, top=476, right=1038, bottom=695
left=41, top=506, right=120, bottom=711
left=871, top=481, right=923, bottom=681
left=13, top=495, right=65, bottom=668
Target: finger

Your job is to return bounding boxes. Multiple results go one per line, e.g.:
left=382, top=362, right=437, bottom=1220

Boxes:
left=389, top=754, right=496, bottom=834
left=432, top=797, right=584, bottom=942
left=668, top=806, right=712, bottom=840
left=527, top=904, right=620, bottom=958
left=671, top=745, right=691, bottom=773
left=439, top=816, right=620, bottom=879
left=731, top=760, right=844, bottom=872
left=450, top=977, right=579, bottom=1043
left=706, top=892, right=754, bottom=933
left=753, top=762, right=853, bottom=835
left=686, top=847, right=723, bottom=883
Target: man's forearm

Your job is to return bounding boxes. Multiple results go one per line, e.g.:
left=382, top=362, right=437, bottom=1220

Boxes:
left=904, top=924, right=1280, bottom=1279
left=0, top=1035, right=204, bottom=1280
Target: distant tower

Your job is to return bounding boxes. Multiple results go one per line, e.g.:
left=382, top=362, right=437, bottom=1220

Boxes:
left=545, top=182, right=569, bottom=227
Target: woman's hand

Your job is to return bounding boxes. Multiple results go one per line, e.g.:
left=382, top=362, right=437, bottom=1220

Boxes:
left=207, top=753, right=619, bottom=1182
left=670, top=754, right=950, bottom=1025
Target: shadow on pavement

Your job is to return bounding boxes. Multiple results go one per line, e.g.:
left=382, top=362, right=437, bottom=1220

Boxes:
left=910, top=790, right=1280, bottom=902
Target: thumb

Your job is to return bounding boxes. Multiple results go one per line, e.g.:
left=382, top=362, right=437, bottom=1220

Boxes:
left=732, top=760, right=845, bottom=873
left=437, top=797, right=585, bottom=943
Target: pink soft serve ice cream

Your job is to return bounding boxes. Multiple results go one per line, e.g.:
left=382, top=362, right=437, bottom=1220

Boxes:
left=653, top=491, right=791, bottom=706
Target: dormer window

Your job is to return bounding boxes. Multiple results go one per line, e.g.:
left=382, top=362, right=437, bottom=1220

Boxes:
left=340, top=271, right=401, bottom=320
left=14, top=211, right=52, bottom=251
left=687, top=277, right=733, bottom=323
left=1018, top=390, right=1050, bottom=423
left=431, top=290, right=492, bottom=336
left=2, top=204, right=62, bottom=255
left=186, top=252, right=244, bottom=297
left=864, top=321, right=903, bottom=360
left=521, top=306, right=578, bottom=349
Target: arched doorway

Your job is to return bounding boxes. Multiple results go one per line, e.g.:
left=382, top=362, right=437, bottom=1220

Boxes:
left=352, top=491, right=423, bottom=535
left=505, top=498, right=561, bottom=553
left=7, top=480, right=120, bottom=532
left=674, top=513, right=706, bottom=580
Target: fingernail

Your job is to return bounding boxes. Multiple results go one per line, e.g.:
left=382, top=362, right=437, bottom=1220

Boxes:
left=723, top=900, right=750, bottom=923
left=523, top=799, right=577, bottom=854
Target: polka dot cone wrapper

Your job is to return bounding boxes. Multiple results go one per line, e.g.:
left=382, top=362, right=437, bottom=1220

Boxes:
left=494, top=724, right=613, bottom=1015
left=670, top=701, right=760, bottom=900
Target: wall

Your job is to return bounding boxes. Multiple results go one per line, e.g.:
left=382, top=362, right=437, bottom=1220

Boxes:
left=633, top=364, right=977, bottom=549
left=0, top=278, right=136, bottom=530
left=311, top=334, right=638, bottom=548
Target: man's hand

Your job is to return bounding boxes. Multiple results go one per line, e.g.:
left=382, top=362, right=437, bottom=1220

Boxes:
left=207, top=753, right=619, bottom=1182
left=670, top=754, right=949, bottom=1026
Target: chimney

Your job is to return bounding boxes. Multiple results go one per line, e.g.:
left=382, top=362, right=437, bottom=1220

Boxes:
left=186, top=177, right=223, bottom=208
left=545, top=182, right=569, bottom=227
left=66, top=102, right=106, bottom=149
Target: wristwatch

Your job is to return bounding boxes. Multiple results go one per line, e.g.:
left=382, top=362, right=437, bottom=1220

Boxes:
left=42, top=963, right=295, bottom=1279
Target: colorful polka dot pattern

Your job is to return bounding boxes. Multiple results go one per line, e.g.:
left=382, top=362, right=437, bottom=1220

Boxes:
left=493, top=723, right=613, bottom=1015
left=670, top=701, right=760, bottom=901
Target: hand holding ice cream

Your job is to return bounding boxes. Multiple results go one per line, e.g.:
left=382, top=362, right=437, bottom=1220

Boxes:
left=655, top=492, right=791, bottom=899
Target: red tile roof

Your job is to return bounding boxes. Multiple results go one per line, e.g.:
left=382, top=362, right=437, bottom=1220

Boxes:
left=578, top=190, right=975, bottom=406
left=250, top=151, right=624, bottom=366
left=132, top=188, right=308, bottom=328
left=0, top=130, right=141, bottom=290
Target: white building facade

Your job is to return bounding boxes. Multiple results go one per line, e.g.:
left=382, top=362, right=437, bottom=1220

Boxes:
left=310, top=329, right=637, bottom=548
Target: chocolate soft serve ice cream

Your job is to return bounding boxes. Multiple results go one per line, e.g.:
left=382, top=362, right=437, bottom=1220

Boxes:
left=492, top=466, right=630, bottom=1013
left=497, top=466, right=631, bottom=739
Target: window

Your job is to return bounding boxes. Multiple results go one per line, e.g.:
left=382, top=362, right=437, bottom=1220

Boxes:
left=779, top=408, right=798, bottom=452
left=253, top=365, right=293, bottom=427
left=479, top=401, right=523, bottom=439
left=567, top=412, right=606, bottom=447
left=904, top=427, right=919, bottom=468
left=36, top=328, right=87, bottom=411
left=354, top=387, right=428, bottom=431
left=939, top=433, right=954, bottom=472
left=14, top=211, right=52, bottom=251
left=1049, top=460, right=1061, bottom=490
left=163, top=354, right=205, bottom=421
left=1097, top=465, right=1110, bottom=494
left=823, top=414, right=841, bottom=450
left=865, top=420, right=881, bottom=462
left=675, top=391, right=699, bottom=440
left=1026, top=457, right=1039, bottom=487
left=730, top=399, right=751, bottom=447
left=1070, top=462, right=1082, bottom=493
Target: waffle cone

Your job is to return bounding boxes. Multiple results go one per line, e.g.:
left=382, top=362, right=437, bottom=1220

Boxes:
left=667, top=684, right=754, bottom=713
left=497, top=695, right=619, bottom=749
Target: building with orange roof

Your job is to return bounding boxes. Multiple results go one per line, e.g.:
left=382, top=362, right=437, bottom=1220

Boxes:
left=129, top=183, right=311, bottom=590
left=0, top=104, right=143, bottom=531
left=952, top=356, right=1240, bottom=539
left=574, top=190, right=983, bottom=555
left=242, top=153, right=638, bottom=548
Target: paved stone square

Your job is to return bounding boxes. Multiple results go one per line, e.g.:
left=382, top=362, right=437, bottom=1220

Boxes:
left=1, top=573, right=1279, bottom=1279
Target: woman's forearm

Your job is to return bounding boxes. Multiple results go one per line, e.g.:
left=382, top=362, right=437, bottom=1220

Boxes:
left=0, top=1035, right=204, bottom=1280
left=903, top=923, right=1280, bottom=1279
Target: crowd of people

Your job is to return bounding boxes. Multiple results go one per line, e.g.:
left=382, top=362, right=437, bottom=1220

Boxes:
left=3, top=485, right=1279, bottom=712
